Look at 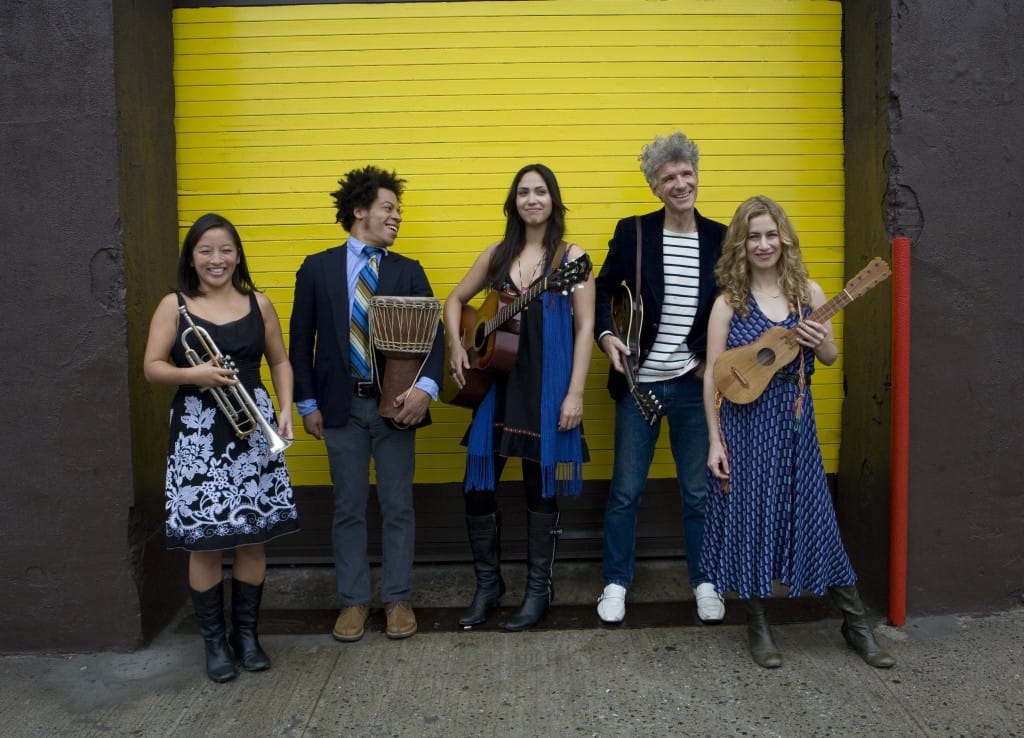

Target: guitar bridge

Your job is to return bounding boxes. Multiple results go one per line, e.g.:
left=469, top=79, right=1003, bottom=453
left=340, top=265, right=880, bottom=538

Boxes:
left=731, top=366, right=750, bottom=387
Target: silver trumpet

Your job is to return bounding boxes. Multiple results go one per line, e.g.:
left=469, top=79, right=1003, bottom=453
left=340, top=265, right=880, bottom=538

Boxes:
left=177, top=305, right=292, bottom=455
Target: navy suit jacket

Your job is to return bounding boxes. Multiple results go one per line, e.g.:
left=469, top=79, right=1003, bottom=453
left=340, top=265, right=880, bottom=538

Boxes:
left=289, top=244, right=445, bottom=429
left=593, top=207, right=726, bottom=401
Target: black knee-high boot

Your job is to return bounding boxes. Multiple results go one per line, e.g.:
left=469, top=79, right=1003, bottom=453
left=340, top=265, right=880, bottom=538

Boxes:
left=228, top=579, right=271, bottom=671
left=744, top=599, right=783, bottom=668
left=191, top=582, right=238, bottom=683
left=828, top=585, right=895, bottom=668
left=459, top=512, right=506, bottom=628
left=503, top=510, right=560, bottom=632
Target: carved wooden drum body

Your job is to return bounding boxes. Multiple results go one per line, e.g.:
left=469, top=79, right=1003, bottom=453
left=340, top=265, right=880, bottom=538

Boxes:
left=368, top=296, right=442, bottom=418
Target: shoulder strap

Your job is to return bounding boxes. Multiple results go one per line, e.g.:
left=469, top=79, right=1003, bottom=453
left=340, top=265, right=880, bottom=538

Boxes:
left=634, top=216, right=643, bottom=298
left=548, top=240, right=568, bottom=272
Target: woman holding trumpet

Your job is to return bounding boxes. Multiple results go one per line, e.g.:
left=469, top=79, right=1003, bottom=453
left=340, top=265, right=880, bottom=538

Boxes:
left=144, top=213, right=298, bottom=683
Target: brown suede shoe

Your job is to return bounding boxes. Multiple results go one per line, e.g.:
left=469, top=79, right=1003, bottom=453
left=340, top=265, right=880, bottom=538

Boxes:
left=332, top=604, right=370, bottom=642
left=384, top=601, right=417, bottom=639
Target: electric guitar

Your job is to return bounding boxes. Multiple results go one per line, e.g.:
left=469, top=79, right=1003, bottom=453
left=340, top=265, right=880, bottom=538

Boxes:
left=442, top=254, right=592, bottom=409
left=713, top=257, right=892, bottom=404
left=610, top=284, right=663, bottom=427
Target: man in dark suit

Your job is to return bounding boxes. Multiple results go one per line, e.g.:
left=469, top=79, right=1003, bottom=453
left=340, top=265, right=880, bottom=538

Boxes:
left=592, top=132, right=728, bottom=626
left=290, top=166, right=444, bottom=642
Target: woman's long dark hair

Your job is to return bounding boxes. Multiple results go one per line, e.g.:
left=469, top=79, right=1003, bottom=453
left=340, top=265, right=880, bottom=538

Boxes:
left=485, top=164, right=567, bottom=288
left=176, top=213, right=256, bottom=297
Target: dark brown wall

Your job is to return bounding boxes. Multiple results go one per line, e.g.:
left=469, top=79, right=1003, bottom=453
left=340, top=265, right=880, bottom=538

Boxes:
left=841, top=0, right=1024, bottom=613
left=837, top=0, right=896, bottom=610
left=0, top=0, right=180, bottom=651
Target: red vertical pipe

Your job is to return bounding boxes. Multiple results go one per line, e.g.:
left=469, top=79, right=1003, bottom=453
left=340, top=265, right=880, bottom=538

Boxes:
left=888, top=237, right=911, bottom=626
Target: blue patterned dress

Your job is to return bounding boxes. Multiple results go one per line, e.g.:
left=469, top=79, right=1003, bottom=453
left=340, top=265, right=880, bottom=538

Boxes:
left=699, top=297, right=856, bottom=598
left=164, top=292, right=299, bottom=552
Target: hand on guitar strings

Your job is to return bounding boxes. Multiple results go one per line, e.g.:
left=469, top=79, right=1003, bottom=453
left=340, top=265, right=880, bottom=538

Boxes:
left=448, top=342, right=470, bottom=389
left=792, top=318, right=837, bottom=364
left=792, top=318, right=827, bottom=348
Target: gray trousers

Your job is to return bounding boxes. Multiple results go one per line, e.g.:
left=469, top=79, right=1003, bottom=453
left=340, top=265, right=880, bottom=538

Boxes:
left=323, top=395, right=416, bottom=606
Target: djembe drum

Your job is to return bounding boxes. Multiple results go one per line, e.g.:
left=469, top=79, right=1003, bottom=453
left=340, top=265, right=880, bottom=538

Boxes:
left=368, top=296, right=442, bottom=419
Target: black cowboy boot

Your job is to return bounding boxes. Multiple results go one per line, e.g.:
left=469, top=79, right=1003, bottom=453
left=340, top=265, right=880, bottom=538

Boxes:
left=828, top=585, right=896, bottom=668
left=744, top=599, right=783, bottom=668
left=228, top=578, right=271, bottom=671
left=504, top=510, right=561, bottom=632
left=459, top=512, right=506, bottom=627
left=191, top=581, right=238, bottom=683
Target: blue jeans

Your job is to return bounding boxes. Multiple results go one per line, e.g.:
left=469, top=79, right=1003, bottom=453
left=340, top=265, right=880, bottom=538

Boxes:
left=602, top=371, right=710, bottom=588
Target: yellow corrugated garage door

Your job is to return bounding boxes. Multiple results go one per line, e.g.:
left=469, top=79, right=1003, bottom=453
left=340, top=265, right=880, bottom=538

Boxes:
left=173, top=0, right=844, bottom=489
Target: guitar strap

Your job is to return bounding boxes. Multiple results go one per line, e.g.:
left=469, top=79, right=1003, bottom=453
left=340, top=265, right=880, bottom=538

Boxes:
left=634, top=217, right=642, bottom=302
left=549, top=240, right=568, bottom=273
left=630, top=217, right=643, bottom=375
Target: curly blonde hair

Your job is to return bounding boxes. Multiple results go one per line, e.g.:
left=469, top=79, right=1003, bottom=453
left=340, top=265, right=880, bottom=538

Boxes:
left=715, top=196, right=810, bottom=317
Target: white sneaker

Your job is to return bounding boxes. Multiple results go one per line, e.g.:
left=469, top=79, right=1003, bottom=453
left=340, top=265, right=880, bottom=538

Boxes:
left=694, top=582, right=725, bottom=624
left=597, top=584, right=627, bottom=623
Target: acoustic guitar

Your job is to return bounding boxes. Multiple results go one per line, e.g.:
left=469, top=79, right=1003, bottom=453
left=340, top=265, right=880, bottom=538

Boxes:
left=442, top=254, right=592, bottom=409
left=713, top=257, right=892, bottom=405
left=610, top=284, right=663, bottom=427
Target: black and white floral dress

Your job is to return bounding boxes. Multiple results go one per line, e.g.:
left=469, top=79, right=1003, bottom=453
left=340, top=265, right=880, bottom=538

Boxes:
left=164, top=292, right=299, bottom=552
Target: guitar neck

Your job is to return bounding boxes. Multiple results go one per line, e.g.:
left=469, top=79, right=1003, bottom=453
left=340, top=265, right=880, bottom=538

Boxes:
left=783, top=291, right=850, bottom=341
left=483, top=279, right=546, bottom=335
left=806, top=289, right=854, bottom=324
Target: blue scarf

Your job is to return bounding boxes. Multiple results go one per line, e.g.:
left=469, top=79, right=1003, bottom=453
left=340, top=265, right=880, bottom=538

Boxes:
left=464, top=289, right=584, bottom=498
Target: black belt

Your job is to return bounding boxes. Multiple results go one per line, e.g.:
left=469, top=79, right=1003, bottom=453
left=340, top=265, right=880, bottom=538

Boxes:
left=352, top=379, right=378, bottom=398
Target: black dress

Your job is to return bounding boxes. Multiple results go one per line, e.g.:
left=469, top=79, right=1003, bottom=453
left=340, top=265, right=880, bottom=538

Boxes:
left=164, top=292, right=298, bottom=552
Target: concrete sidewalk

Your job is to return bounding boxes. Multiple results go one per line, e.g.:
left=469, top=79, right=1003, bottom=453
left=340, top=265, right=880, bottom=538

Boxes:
left=1, top=562, right=1021, bottom=737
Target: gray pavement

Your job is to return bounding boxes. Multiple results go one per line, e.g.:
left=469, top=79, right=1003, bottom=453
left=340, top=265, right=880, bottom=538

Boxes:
left=1, top=561, right=1022, bottom=737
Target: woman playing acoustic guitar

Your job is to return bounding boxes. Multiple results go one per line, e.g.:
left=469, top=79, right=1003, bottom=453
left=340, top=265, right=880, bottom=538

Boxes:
left=701, top=196, right=894, bottom=669
left=443, top=164, right=594, bottom=631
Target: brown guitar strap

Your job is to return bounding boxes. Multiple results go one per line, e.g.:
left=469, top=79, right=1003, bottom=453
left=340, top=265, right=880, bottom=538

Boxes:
left=549, top=240, right=568, bottom=273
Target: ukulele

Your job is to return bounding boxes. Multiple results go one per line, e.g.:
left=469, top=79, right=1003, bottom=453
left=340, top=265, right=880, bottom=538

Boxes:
left=610, top=284, right=663, bottom=427
left=713, top=257, right=892, bottom=404
left=442, top=254, right=592, bottom=409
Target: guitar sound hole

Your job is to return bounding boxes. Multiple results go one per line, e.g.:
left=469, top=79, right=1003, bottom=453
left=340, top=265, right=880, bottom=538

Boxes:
left=756, top=347, right=777, bottom=367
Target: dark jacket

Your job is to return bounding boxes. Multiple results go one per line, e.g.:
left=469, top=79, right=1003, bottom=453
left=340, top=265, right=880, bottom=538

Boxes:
left=593, top=207, right=726, bottom=401
left=289, top=245, right=445, bottom=428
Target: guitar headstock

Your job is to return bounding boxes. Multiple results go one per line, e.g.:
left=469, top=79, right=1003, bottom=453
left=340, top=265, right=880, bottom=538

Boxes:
left=845, top=257, right=892, bottom=299
left=633, top=386, right=664, bottom=427
left=547, top=254, right=592, bottom=293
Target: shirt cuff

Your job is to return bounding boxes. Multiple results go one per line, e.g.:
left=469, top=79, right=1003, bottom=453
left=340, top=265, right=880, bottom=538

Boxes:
left=296, top=398, right=319, bottom=416
left=414, top=377, right=439, bottom=401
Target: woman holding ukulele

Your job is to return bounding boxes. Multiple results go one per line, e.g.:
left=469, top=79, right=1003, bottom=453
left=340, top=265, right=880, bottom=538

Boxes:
left=444, top=164, right=594, bottom=632
left=700, top=196, right=894, bottom=670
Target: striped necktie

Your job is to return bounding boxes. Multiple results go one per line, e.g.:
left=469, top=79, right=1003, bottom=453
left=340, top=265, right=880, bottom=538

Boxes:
left=350, top=247, right=381, bottom=379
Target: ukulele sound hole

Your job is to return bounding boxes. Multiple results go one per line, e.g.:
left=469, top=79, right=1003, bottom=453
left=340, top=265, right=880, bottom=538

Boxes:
left=756, top=347, right=777, bottom=367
